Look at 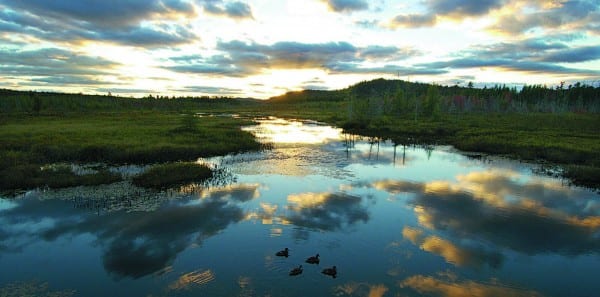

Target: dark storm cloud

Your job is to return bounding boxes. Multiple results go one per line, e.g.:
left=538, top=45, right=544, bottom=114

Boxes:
left=166, top=40, right=427, bottom=77
left=321, top=0, right=369, bottom=13
left=0, top=0, right=199, bottom=47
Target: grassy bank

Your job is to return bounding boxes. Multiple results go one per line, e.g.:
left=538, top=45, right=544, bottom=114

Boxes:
left=0, top=112, right=263, bottom=191
left=0, top=164, right=121, bottom=190
left=132, top=162, right=213, bottom=189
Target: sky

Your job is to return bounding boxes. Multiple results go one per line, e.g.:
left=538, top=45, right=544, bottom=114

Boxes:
left=0, top=0, right=599, bottom=99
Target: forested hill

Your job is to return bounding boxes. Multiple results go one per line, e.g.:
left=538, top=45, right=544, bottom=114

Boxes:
left=268, top=78, right=600, bottom=114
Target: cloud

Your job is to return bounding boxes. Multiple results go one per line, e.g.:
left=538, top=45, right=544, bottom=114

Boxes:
left=166, top=40, right=426, bottom=77
left=173, top=85, right=245, bottom=95
left=359, top=45, right=422, bottom=61
left=386, top=0, right=505, bottom=29
left=202, top=1, right=254, bottom=19
left=427, top=0, right=506, bottom=17
left=0, top=0, right=197, bottom=27
left=327, top=63, right=448, bottom=76
left=539, top=45, right=600, bottom=63
left=95, top=87, right=158, bottom=94
left=400, top=275, right=543, bottom=297
left=28, top=75, right=114, bottom=86
left=388, top=14, right=438, bottom=28
left=354, top=19, right=378, bottom=28
left=415, top=38, right=600, bottom=76
left=0, top=47, right=119, bottom=87
left=0, top=1, right=200, bottom=47
left=488, top=0, right=600, bottom=35
left=321, top=0, right=369, bottom=13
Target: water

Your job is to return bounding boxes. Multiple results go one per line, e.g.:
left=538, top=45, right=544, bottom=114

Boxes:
left=1, top=117, right=598, bottom=297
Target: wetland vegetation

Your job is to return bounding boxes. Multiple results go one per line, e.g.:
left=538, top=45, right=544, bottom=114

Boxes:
left=1, top=78, right=599, bottom=191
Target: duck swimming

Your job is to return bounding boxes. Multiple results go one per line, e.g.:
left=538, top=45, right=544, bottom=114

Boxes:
left=289, top=265, right=303, bottom=276
left=276, top=248, right=289, bottom=257
left=322, top=266, right=337, bottom=278
left=305, top=254, right=320, bottom=264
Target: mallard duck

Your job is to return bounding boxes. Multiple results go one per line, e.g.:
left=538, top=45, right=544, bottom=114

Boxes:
left=276, top=248, right=289, bottom=257
left=289, top=265, right=303, bottom=276
left=322, top=266, right=337, bottom=278
left=305, top=254, right=320, bottom=264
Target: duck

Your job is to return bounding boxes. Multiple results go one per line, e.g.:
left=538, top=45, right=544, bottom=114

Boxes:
left=289, top=265, right=303, bottom=276
left=305, top=254, right=320, bottom=264
left=276, top=248, right=289, bottom=257
left=322, top=266, right=337, bottom=278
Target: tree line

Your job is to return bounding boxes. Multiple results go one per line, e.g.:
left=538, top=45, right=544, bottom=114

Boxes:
left=346, top=79, right=600, bottom=124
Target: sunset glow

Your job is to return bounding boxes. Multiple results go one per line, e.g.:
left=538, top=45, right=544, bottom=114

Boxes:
left=1, top=0, right=599, bottom=98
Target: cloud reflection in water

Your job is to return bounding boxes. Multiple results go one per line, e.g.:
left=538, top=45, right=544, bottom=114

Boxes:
left=365, top=169, right=599, bottom=256
left=284, top=192, right=370, bottom=232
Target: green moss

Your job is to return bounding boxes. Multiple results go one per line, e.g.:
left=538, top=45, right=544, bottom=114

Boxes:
left=132, top=162, right=213, bottom=189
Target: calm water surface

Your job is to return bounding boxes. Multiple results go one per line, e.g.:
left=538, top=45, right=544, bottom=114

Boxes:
left=1, top=117, right=598, bottom=297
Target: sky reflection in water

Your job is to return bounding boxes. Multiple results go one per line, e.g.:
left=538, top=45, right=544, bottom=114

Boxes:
left=0, top=118, right=598, bottom=297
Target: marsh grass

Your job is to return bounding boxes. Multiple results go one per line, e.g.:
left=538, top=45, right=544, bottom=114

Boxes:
left=0, top=164, right=121, bottom=191
left=132, top=162, right=213, bottom=189
left=563, top=165, right=600, bottom=190
left=0, top=112, right=261, bottom=165
left=0, top=112, right=262, bottom=191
